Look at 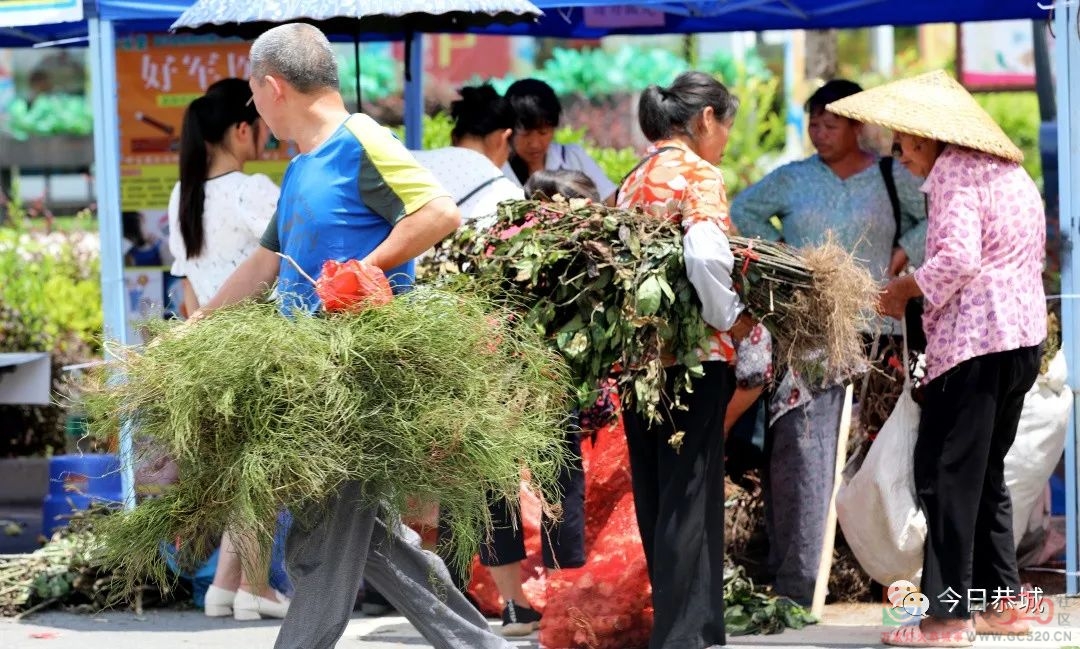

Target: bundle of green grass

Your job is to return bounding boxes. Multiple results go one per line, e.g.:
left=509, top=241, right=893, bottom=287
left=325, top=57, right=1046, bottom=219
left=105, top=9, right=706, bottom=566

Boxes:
left=80, top=287, right=572, bottom=588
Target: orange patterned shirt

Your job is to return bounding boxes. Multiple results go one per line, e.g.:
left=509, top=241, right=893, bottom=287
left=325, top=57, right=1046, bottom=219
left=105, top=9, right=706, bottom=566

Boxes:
left=617, top=139, right=736, bottom=363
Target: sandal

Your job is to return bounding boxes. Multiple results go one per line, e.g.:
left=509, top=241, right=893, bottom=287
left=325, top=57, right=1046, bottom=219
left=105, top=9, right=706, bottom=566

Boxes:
left=881, top=625, right=974, bottom=647
left=974, top=611, right=1030, bottom=635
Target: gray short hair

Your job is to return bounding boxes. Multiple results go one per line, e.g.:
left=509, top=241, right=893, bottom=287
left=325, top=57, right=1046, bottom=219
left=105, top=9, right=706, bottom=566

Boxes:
left=250, top=23, right=339, bottom=94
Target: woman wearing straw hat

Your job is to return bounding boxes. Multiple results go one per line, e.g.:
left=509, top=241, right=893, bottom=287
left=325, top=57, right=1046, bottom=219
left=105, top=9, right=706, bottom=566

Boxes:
left=829, top=70, right=1047, bottom=647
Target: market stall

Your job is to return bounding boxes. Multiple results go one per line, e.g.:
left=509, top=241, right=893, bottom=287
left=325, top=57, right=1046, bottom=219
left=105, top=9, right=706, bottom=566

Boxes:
left=3, top=0, right=1076, bottom=595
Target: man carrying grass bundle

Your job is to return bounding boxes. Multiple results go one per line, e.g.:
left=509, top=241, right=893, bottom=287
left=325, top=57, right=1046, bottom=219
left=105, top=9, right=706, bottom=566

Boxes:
left=191, top=22, right=515, bottom=649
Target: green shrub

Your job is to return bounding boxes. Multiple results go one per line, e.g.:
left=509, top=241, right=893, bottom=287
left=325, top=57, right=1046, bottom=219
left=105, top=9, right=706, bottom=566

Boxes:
left=485, top=45, right=772, bottom=96
left=391, top=112, right=455, bottom=151
left=0, top=218, right=102, bottom=457
left=338, top=52, right=400, bottom=103
left=721, top=74, right=786, bottom=198
left=3, top=94, right=93, bottom=140
left=0, top=228, right=102, bottom=353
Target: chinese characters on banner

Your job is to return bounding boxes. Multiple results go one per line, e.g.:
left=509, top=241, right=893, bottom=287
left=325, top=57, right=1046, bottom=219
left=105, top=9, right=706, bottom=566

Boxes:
left=116, top=32, right=291, bottom=211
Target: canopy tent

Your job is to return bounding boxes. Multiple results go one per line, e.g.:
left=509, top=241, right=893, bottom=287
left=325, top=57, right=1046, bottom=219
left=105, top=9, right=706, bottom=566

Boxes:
left=0, top=0, right=184, bottom=46
left=4, top=0, right=1077, bottom=594
left=2, top=0, right=1049, bottom=45
left=501, top=0, right=1047, bottom=37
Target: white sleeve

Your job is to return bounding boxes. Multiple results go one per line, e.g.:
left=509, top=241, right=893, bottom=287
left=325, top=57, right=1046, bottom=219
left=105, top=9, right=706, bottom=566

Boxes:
left=167, top=182, right=188, bottom=277
left=239, top=174, right=281, bottom=238
left=683, top=219, right=744, bottom=332
left=564, top=144, right=617, bottom=201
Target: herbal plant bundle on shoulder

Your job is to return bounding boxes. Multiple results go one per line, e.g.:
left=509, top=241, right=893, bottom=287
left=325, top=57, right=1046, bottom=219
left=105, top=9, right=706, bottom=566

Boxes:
left=420, top=199, right=877, bottom=422
left=80, top=288, right=573, bottom=590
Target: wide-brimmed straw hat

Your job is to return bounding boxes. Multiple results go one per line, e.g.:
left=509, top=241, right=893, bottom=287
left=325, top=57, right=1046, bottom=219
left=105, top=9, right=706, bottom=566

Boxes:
left=825, top=69, right=1024, bottom=164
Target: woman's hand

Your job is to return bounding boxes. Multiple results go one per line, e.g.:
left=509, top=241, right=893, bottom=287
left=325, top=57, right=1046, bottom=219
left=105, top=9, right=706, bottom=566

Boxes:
left=879, top=275, right=922, bottom=319
left=888, top=246, right=910, bottom=277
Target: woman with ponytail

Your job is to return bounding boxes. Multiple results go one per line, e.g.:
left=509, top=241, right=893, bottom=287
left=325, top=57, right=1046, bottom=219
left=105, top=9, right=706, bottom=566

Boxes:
left=411, top=84, right=523, bottom=228
left=617, top=71, right=752, bottom=649
left=167, top=77, right=288, bottom=621
left=168, top=77, right=279, bottom=319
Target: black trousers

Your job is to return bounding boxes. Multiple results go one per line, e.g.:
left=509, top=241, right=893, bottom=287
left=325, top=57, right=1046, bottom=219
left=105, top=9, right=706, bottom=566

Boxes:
left=624, top=361, right=734, bottom=649
left=915, top=346, right=1041, bottom=619
left=478, top=430, right=586, bottom=570
left=436, top=430, right=586, bottom=595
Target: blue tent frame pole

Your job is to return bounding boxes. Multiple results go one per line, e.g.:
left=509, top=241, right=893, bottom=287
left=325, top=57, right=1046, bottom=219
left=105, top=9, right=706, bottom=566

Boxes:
left=89, top=16, right=135, bottom=510
left=404, top=32, right=424, bottom=150
left=1054, top=1, right=1078, bottom=595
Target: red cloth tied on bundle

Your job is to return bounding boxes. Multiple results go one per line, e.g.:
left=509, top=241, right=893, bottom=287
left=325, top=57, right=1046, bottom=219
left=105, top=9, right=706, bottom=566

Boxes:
left=314, top=259, right=392, bottom=312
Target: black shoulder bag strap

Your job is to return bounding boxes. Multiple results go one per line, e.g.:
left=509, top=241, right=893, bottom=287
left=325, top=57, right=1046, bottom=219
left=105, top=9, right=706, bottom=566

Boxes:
left=880, top=157, right=927, bottom=350
left=457, top=175, right=501, bottom=207
left=879, top=156, right=902, bottom=248
left=615, top=146, right=679, bottom=204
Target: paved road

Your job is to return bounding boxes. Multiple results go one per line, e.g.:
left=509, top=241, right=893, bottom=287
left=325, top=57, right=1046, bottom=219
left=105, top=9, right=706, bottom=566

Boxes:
left=2, top=600, right=1078, bottom=649
left=1, top=610, right=541, bottom=649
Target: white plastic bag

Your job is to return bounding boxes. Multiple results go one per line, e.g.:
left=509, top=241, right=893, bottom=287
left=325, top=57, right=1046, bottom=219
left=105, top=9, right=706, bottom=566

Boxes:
left=839, top=348, right=1070, bottom=584
left=837, top=376, right=926, bottom=585
left=1004, top=350, right=1071, bottom=548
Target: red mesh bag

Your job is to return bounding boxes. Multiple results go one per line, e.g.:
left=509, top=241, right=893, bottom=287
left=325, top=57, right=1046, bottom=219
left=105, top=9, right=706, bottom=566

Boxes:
left=314, top=259, right=392, bottom=312
left=539, top=402, right=653, bottom=649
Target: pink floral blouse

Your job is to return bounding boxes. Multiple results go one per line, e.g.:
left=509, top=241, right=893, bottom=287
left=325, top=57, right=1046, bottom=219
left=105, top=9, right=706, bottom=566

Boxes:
left=912, top=145, right=1047, bottom=383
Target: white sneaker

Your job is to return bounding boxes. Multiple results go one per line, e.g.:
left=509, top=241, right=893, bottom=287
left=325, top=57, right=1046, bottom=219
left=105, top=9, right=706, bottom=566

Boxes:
left=204, top=585, right=236, bottom=617
left=233, top=589, right=291, bottom=620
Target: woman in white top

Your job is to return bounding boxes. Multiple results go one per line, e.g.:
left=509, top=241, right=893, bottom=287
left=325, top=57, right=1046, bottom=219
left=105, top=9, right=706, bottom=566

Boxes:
left=411, top=84, right=523, bottom=229
left=168, top=79, right=280, bottom=315
left=502, top=78, right=617, bottom=204
left=167, top=77, right=288, bottom=621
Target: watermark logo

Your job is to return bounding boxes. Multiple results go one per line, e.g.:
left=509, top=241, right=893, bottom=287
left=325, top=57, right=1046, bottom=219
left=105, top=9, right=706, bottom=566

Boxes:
left=883, top=581, right=1056, bottom=628
left=883, top=580, right=929, bottom=625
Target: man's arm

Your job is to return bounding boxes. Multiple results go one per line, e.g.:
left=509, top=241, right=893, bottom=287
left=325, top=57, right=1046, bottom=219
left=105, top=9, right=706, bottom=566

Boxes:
left=362, top=196, right=461, bottom=271
left=343, top=116, right=458, bottom=269
left=194, top=246, right=279, bottom=317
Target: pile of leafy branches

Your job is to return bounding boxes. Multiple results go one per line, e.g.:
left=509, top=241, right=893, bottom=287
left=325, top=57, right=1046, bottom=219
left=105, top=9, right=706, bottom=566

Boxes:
left=724, top=563, right=817, bottom=635
left=421, top=199, right=877, bottom=423
left=0, top=507, right=173, bottom=617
